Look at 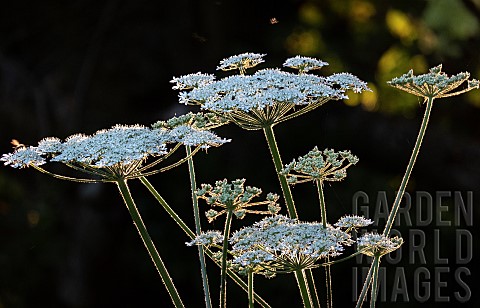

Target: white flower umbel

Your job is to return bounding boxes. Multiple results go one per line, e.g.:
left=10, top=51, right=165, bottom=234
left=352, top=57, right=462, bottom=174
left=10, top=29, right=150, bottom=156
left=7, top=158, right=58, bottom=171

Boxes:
left=283, top=56, right=328, bottom=73
left=173, top=53, right=370, bottom=130
left=335, top=215, right=373, bottom=233
left=2, top=123, right=229, bottom=182
left=388, top=64, right=479, bottom=101
left=186, top=231, right=224, bottom=247
left=282, top=147, right=359, bottom=184
left=170, top=72, right=215, bottom=90
left=1, top=146, right=46, bottom=168
left=357, top=232, right=403, bottom=257
left=217, top=52, right=266, bottom=73
left=196, top=179, right=280, bottom=222
left=230, top=215, right=353, bottom=274
left=153, top=112, right=228, bottom=131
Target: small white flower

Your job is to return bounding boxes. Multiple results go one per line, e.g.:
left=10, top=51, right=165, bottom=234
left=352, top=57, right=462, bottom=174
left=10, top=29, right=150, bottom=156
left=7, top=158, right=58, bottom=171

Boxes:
left=230, top=215, right=353, bottom=272
left=388, top=65, right=479, bottom=100
left=186, top=231, right=223, bottom=247
left=217, top=52, right=266, bottom=72
left=335, top=215, right=373, bottom=230
left=1, top=147, right=45, bottom=168
left=357, top=232, right=403, bottom=257
left=283, top=56, right=328, bottom=73
left=170, top=72, right=215, bottom=90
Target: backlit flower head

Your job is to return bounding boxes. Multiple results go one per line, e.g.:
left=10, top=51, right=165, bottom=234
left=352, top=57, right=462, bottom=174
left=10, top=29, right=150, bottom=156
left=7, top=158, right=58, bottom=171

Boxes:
left=2, top=122, right=229, bottom=182
left=334, top=215, right=373, bottom=232
left=357, top=232, right=403, bottom=257
left=283, top=55, right=328, bottom=73
left=196, top=179, right=280, bottom=222
left=173, top=53, right=370, bottom=130
left=1, top=146, right=46, bottom=168
left=170, top=72, right=215, bottom=90
left=186, top=230, right=224, bottom=247
left=217, top=52, right=266, bottom=73
left=152, top=112, right=228, bottom=131
left=388, top=64, right=479, bottom=101
left=281, top=147, right=359, bottom=184
left=230, top=215, right=353, bottom=273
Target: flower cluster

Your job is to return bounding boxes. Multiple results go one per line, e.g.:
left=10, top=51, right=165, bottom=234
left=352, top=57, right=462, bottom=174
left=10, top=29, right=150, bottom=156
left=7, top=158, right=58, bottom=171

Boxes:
left=281, top=147, right=359, bottom=184
left=334, top=215, right=373, bottom=232
left=186, top=230, right=224, bottom=247
left=152, top=112, right=228, bottom=131
left=216, top=52, right=266, bottom=73
left=172, top=53, right=370, bottom=130
left=357, top=233, right=403, bottom=257
left=2, top=123, right=229, bottom=181
left=388, top=64, right=479, bottom=100
left=196, top=179, right=280, bottom=222
left=283, top=55, right=328, bottom=73
left=229, top=215, right=353, bottom=274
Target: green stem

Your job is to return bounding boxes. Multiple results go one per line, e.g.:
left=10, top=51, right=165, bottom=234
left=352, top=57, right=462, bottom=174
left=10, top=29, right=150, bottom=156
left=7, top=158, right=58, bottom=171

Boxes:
left=139, top=177, right=271, bottom=308
left=262, top=124, right=297, bottom=219
left=316, top=180, right=327, bottom=228
left=295, top=270, right=313, bottom=308
left=248, top=270, right=255, bottom=308
left=116, top=178, right=185, bottom=308
left=325, top=260, right=332, bottom=308
left=263, top=125, right=318, bottom=307
left=383, top=97, right=433, bottom=236
left=305, top=270, right=321, bottom=308
left=220, top=210, right=234, bottom=308
left=186, top=146, right=212, bottom=308
left=355, top=260, right=374, bottom=308
left=369, top=256, right=381, bottom=308
left=357, top=98, right=433, bottom=307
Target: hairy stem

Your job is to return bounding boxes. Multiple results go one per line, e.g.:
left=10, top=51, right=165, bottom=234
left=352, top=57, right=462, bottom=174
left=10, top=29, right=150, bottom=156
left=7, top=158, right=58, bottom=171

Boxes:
left=186, top=146, right=212, bottom=308
left=357, top=97, right=434, bottom=307
left=248, top=271, right=255, bottom=308
left=295, top=270, right=313, bottom=308
left=263, top=124, right=320, bottom=306
left=262, top=124, right=297, bottom=218
left=369, top=256, right=381, bottom=308
left=316, top=180, right=327, bottom=228
left=116, top=178, right=185, bottom=308
left=220, top=210, right=234, bottom=308
left=355, top=260, right=374, bottom=308
left=383, top=97, right=433, bottom=236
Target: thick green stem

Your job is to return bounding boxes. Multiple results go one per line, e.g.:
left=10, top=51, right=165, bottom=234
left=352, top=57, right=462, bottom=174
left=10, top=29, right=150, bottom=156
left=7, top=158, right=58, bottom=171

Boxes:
left=263, top=124, right=297, bottom=219
left=220, top=210, right=234, bottom=308
left=305, top=270, right=321, bottom=308
left=139, top=177, right=271, bottom=308
left=248, top=270, right=255, bottom=308
left=316, top=180, right=327, bottom=228
left=116, top=179, right=185, bottom=308
left=263, top=125, right=319, bottom=307
left=369, top=256, right=381, bottom=308
left=295, top=270, right=313, bottom=308
left=186, top=146, right=212, bottom=308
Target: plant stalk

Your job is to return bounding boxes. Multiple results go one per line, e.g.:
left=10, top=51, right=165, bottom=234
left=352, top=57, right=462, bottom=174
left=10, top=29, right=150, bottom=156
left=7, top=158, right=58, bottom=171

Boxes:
left=220, top=210, right=234, bottom=308
left=116, top=178, right=185, bottom=308
left=295, top=270, right=313, bottom=308
left=248, top=270, right=255, bottom=308
left=186, top=146, right=212, bottom=308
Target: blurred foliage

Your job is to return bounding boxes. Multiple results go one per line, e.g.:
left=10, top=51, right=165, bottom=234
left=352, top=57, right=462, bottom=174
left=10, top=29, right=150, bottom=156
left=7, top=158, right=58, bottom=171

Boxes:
left=1, top=0, right=479, bottom=307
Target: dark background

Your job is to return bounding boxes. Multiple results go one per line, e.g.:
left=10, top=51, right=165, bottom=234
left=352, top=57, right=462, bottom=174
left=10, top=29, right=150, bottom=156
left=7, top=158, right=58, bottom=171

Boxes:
left=1, top=0, right=479, bottom=307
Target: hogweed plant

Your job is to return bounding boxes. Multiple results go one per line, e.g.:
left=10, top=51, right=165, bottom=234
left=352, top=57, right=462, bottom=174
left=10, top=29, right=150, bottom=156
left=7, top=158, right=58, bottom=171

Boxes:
left=2, top=53, right=479, bottom=308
